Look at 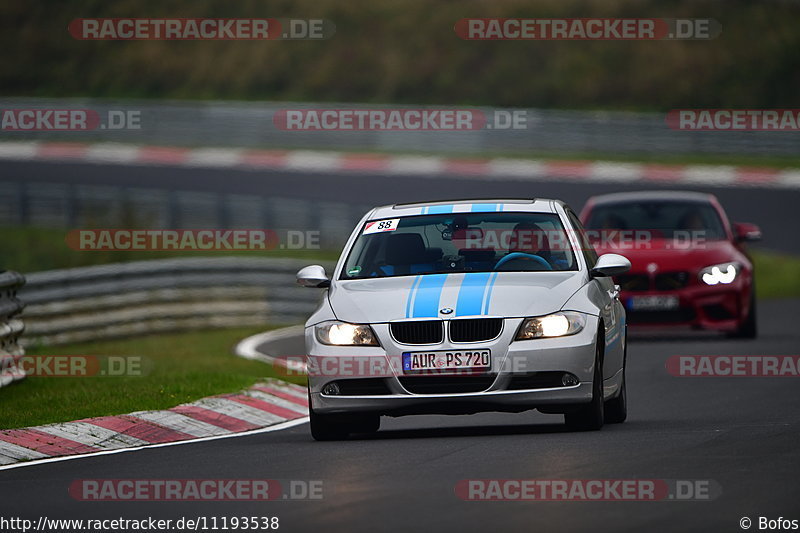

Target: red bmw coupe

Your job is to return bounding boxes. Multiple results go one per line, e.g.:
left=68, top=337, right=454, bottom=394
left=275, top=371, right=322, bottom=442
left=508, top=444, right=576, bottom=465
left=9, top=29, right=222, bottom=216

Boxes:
left=580, top=191, right=761, bottom=338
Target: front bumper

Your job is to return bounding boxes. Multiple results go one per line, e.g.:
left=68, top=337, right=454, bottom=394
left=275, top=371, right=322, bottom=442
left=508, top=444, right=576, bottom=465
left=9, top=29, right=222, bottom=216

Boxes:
left=306, top=315, right=600, bottom=416
left=623, top=277, right=751, bottom=332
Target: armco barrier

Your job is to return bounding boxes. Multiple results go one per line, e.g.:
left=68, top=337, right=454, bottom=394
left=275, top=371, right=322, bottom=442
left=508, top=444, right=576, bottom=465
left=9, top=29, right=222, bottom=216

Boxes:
left=18, top=257, right=336, bottom=347
left=0, top=97, right=797, bottom=156
left=0, top=271, right=26, bottom=388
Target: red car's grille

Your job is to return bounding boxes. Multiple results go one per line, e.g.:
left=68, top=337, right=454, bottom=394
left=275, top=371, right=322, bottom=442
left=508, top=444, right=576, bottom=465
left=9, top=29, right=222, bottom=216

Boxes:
left=655, top=272, right=690, bottom=290
left=616, top=272, right=690, bottom=292
left=615, top=274, right=649, bottom=291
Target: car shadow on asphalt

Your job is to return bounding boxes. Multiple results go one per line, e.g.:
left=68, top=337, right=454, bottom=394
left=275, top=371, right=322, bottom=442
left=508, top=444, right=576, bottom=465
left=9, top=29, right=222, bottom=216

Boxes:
left=353, top=422, right=597, bottom=440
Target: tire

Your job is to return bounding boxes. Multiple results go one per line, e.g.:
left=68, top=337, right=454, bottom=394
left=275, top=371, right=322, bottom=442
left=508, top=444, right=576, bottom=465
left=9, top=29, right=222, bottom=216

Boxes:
left=565, top=341, right=604, bottom=431
left=604, top=371, right=627, bottom=424
left=731, top=290, right=757, bottom=339
left=309, top=390, right=380, bottom=441
left=309, top=408, right=349, bottom=441
left=604, top=329, right=627, bottom=424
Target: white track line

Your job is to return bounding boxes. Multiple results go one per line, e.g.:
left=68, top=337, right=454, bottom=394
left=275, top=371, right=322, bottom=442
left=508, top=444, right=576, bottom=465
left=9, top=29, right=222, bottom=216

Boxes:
left=235, top=325, right=307, bottom=372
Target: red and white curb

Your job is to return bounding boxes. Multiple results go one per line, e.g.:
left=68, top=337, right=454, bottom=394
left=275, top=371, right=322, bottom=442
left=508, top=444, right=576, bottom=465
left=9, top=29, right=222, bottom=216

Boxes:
left=0, top=378, right=307, bottom=468
left=1, top=141, right=799, bottom=189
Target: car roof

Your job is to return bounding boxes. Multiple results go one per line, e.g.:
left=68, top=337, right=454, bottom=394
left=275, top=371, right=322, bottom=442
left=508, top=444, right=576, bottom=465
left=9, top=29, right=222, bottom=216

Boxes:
left=587, top=190, right=716, bottom=207
left=368, top=198, right=558, bottom=220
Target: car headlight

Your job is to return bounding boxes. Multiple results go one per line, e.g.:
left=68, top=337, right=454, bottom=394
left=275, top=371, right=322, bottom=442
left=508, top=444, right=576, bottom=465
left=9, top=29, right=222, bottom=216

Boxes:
left=315, top=321, right=379, bottom=346
left=699, top=262, right=739, bottom=286
left=515, top=311, right=586, bottom=340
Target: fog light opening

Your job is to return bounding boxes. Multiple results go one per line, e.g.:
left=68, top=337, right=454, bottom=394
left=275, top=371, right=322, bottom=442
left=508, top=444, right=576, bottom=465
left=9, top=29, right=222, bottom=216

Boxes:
left=561, top=373, right=579, bottom=387
left=322, top=382, right=340, bottom=396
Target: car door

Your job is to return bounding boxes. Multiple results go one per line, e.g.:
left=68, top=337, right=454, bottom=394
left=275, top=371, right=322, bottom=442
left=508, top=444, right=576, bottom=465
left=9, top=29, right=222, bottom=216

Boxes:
left=565, top=209, right=625, bottom=383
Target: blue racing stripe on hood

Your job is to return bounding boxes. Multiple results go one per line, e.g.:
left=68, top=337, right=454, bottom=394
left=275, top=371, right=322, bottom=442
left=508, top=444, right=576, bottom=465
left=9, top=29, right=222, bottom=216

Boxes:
left=411, top=274, right=448, bottom=318
left=482, top=272, right=499, bottom=314
left=405, top=275, right=423, bottom=318
left=455, top=272, right=492, bottom=316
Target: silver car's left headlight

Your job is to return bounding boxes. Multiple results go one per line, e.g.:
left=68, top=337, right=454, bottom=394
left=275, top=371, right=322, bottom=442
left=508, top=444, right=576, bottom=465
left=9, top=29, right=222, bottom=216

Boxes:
left=515, top=311, right=586, bottom=340
left=699, top=262, right=739, bottom=285
left=315, top=321, right=379, bottom=346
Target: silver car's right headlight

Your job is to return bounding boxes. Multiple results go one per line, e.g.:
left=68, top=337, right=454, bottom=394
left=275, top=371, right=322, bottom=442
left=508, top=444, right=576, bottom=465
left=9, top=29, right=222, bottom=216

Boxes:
left=515, top=311, right=586, bottom=340
left=315, top=321, right=379, bottom=346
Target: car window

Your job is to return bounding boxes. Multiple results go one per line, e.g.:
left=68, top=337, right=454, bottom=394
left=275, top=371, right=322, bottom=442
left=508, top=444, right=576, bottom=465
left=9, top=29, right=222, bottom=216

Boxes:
left=341, top=212, right=578, bottom=279
left=584, top=201, right=727, bottom=241
left=566, top=209, right=599, bottom=269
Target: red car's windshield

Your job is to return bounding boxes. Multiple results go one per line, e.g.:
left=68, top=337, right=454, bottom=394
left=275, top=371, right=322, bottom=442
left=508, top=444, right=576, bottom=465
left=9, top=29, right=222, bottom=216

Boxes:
left=584, top=201, right=727, bottom=241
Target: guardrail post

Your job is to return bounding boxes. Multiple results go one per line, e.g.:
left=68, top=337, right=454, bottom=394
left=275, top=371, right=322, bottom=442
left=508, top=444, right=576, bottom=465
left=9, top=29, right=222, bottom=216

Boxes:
left=0, top=271, right=26, bottom=389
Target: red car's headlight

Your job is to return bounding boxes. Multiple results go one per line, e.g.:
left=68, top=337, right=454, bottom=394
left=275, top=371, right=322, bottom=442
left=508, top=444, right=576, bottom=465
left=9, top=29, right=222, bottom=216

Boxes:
left=699, top=262, right=740, bottom=285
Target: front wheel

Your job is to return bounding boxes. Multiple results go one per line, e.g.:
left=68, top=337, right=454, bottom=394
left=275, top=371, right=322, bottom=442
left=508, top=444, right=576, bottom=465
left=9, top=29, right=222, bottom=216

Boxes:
left=604, top=372, right=627, bottom=424
left=564, top=342, right=604, bottom=431
left=730, top=290, right=757, bottom=339
left=605, top=333, right=627, bottom=424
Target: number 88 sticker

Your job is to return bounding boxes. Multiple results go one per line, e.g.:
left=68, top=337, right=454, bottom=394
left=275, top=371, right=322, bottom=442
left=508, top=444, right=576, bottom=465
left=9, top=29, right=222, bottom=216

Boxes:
left=363, top=219, right=400, bottom=234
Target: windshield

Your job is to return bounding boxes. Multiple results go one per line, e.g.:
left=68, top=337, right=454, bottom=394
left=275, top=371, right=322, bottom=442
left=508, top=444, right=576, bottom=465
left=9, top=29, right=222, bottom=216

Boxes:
left=341, top=212, right=578, bottom=279
left=584, top=201, right=727, bottom=241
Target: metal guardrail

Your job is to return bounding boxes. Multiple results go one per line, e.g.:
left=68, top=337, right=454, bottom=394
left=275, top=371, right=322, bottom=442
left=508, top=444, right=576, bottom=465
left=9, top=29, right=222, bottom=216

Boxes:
left=18, top=257, right=336, bottom=347
left=0, top=97, right=797, bottom=156
left=0, top=182, right=369, bottom=250
left=0, top=271, right=26, bottom=388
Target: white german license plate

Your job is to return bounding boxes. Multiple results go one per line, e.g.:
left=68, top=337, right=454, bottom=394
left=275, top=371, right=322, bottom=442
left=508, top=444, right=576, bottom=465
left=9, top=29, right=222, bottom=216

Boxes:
left=628, top=295, right=680, bottom=311
left=402, top=350, right=491, bottom=373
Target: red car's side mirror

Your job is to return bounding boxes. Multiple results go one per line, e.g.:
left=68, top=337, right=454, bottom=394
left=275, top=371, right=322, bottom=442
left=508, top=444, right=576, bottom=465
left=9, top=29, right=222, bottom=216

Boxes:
left=733, top=222, right=762, bottom=242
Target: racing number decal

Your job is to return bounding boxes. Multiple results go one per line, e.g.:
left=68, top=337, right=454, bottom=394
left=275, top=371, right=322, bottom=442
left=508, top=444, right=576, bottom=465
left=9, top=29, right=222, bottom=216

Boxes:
left=363, top=219, right=399, bottom=234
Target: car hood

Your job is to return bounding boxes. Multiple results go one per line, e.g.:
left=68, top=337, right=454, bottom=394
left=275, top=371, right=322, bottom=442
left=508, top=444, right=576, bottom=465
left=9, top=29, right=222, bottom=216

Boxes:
left=329, top=271, right=586, bottom=323
left=594, top=239, right=740, bottom=273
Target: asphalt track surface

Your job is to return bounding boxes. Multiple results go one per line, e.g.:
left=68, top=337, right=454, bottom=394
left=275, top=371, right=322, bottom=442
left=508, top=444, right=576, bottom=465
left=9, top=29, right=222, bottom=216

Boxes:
left=2, top=159, right=799, bottom=254
left=0, top=299, right=798, bottom=532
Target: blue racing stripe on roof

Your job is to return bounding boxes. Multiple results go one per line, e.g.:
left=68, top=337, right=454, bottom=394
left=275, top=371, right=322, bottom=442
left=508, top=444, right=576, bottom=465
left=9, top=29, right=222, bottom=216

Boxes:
left=455, top=272, right=492, bottom=316
left=426, top=204, right=454, bottom=214
left=482, top=272, right=499, bottom=315
left=411, top=274, right=448, bottom=318
left=405, top=275, right=423, bottom=318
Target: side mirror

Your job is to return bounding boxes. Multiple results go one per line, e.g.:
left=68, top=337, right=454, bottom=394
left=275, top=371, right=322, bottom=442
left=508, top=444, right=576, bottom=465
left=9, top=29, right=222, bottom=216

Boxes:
left=591, top=253, right=631, bottom=278
left=296, top=265, right=330, bottom=288
left=733, top=222, right=762, bottom=242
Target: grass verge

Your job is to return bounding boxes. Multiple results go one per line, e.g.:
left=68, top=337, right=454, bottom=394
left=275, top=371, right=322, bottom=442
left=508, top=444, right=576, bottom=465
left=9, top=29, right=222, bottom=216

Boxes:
left=752, top=251, right=800, bottom=300
left=0, top=326, right=305, bottom=430
left=0, top=226, right=339, bottom=273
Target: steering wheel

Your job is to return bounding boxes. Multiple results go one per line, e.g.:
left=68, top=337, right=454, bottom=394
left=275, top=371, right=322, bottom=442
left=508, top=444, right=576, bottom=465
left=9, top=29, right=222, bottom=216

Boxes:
left=494, top=252, right=552, bottom=271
